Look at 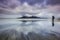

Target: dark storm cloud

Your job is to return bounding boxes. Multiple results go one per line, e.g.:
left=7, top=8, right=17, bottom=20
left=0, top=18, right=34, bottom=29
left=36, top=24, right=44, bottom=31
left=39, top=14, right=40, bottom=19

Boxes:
left=19, top=0, right=44, bottom=5
left=0, top=0, right=60, bottom=9
left=0, top=0, right=20, bottom=9
left=19, top=0, right=60, bottom=5
left=0, top=0, right=21, bottom=14
left=47, top=0, right=60, bottom=5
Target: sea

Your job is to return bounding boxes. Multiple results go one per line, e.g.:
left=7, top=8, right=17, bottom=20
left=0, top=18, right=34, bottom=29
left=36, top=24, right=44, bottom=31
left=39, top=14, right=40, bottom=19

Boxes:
left=0, top=19, right=60, bottom=40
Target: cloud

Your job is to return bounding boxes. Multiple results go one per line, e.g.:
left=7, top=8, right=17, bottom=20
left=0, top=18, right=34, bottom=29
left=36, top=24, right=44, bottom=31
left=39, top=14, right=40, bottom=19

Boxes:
left=48, top=0, right=60, bottom=5
left=19, top=0, right=44, bottom=5
left=48, top=5, right=60, bottom=13
left=0, top=0, right=60, bottom=18
left=0, top=0, right=20, bottom=9
left=19, top=0, right=60, bottom=5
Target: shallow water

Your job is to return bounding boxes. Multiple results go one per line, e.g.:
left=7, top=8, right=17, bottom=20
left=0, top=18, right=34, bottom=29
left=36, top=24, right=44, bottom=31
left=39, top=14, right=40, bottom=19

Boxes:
left=0, top=19, right=60, bottom=40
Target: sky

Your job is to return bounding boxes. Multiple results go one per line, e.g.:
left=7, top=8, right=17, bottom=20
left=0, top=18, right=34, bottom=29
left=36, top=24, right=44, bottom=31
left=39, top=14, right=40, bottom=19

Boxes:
left=0, top=0, right=60, bottom=18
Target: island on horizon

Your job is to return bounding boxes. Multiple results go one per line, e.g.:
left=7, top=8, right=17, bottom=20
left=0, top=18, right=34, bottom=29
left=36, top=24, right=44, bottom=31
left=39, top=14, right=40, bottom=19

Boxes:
left=17, top=16, right=48, bottom=19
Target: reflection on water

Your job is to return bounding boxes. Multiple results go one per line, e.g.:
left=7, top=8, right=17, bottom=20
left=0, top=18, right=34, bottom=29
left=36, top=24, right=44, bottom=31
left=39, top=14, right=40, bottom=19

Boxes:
left=0, top=19, right=60, bottom=40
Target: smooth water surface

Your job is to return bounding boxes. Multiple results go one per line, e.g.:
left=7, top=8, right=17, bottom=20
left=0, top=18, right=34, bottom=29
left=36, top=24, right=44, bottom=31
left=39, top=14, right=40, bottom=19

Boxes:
left=0, top=19, right=60, bottom=40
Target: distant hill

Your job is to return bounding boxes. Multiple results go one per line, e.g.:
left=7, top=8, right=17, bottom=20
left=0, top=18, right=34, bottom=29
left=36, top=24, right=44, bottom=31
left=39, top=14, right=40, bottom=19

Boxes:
left=57, top=18, right=60, bottom=20
left=17, top=16, right=48, bottom=19
left=17, top=16, right=40, bottom=19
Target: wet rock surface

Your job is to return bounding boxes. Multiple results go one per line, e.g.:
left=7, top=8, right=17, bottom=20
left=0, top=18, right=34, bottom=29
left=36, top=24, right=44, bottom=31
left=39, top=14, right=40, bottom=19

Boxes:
left=0, top=29, right=60, bottom=40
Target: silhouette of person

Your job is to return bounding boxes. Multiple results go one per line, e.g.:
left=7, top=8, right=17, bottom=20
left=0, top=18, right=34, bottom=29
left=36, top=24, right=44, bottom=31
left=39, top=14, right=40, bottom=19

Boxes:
left=52, top=16, right=55, bottom=26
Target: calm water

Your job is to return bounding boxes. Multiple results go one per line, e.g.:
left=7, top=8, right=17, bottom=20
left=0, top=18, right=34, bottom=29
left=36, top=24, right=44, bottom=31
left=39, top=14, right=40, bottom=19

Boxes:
left=0, top=19, right=60, bottom=40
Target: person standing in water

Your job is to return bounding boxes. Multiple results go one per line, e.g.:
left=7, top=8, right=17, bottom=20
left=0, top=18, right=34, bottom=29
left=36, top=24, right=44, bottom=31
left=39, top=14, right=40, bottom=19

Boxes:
left=52, top=16, right=55, bottom=26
